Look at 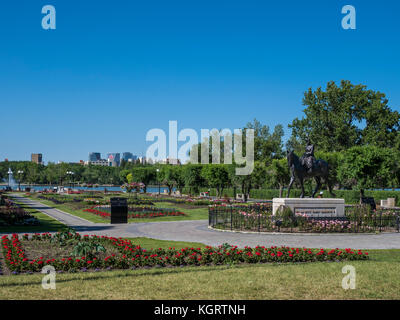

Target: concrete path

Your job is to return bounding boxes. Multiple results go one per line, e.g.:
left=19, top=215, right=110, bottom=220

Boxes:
left=126, top=220, right=400, bottom=249
left=7, top=194, right=400, bottom=249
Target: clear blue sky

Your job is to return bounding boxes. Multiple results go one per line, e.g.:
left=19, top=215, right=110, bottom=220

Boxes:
left=0, top=0, right=399, bottom=163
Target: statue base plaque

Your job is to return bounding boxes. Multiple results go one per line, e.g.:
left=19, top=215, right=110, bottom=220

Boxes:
left=272, top=198, right=345, bottom=217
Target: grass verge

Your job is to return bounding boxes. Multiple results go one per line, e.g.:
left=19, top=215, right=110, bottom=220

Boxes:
left=0, top=249, right=399, bottom=299
left=126, top=237, right=207, bottom=250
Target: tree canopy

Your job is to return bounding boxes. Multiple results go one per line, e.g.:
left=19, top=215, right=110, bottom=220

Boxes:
left=288, top=80, right=400, bottom=152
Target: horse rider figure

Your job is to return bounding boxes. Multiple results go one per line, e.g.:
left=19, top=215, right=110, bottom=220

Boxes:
left=301, top=140, right=316, bottom=173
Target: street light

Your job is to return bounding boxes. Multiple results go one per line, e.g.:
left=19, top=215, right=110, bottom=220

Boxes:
left=156, top=168, right=160, bottom=195
left=17, top=170, right=24, bottom=191
left=66, top=171, right=74, bottom=189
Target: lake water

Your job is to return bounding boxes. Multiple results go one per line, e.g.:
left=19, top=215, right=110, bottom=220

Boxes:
left=0, top=184, right=175, bottom=194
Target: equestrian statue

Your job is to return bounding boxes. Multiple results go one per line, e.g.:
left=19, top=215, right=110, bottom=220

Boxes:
left=286, top=141, right=335, bottom=198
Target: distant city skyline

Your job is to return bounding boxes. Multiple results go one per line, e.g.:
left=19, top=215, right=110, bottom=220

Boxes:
left=1, top=1, right=399, bottom=163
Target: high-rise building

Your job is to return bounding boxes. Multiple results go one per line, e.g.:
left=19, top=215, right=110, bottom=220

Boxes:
left=107, top=153, right=120, bottom=167
left=31, top=153, right=43, bottom=165
left=122, top=152, right=133, bottom=161
left=89, top=152, right=101, bottom=162
left=122, top=152, right=138, bottom=162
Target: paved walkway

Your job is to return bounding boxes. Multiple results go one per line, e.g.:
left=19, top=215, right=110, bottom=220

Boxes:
left=7, top=194, right=400, bottom=249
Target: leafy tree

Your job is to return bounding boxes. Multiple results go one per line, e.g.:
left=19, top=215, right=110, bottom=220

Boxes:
left=267, top=158, right=290, bottom=197
left=201, top=164, right=230, bottom=198
left=173, top=166, right=186, bottom=194
left=183, top=164, right=205, bottom=195
left=337, top=146, right=397, bottom=199
left=159, top=165, right=176, bottom=195
left=314, top=151, right=340, bottom=190
left=228, top=161, right=267, bottom=201
left=188, top=119, right=284, bottom=166
left=129, top=166, right=156, bottom=193
left=289, top=80, right=400, bottom=152
left=244, top=119, right=284, bottom=163
left=250, top=161, right=268, bottom=190
left=119, top=169, right=131, bottom=183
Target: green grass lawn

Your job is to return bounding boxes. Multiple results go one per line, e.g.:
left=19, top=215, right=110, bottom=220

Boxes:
left=126, top=202, right=208, bottom=223
left=23, top=195, right=208, bottom=224
left=0, top=201, right=68, bottom=233
left=126, top=237, right=207, bottom=250
left=0, top=249, right=399, bottom=299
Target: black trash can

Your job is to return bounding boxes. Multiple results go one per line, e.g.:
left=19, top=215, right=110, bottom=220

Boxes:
left=110, top=197, right=128, bottom=224
left=361, top=197, right=376, bottom=210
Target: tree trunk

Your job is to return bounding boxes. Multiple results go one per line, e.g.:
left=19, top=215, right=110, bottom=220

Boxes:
left=279, top=184, right=283, bottom=198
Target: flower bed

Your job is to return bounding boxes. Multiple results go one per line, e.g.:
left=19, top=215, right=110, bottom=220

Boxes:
left=210, top=204, right=400, bottom=233
left=0, top=250, right=3, bottom=275
left=37, top=194, right=83, bottom=205
left=0, top=198, right=40, bottom=226
left=83, top=205, right=185, bottom=219
left=1, top=231, right=369, bottom=274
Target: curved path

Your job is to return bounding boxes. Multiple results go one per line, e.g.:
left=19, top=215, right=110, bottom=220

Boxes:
left=8, top=194, right=400, bottom=249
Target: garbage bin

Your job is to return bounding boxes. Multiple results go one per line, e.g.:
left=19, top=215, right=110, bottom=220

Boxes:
left=110, top=197, right=128, bottom=224
left=361, top=197, right=376, bottom=210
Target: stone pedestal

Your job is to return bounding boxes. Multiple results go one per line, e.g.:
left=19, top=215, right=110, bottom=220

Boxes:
left=272, top=198, right=345, bottom=217
left=381, top=198, right=395, bottom=208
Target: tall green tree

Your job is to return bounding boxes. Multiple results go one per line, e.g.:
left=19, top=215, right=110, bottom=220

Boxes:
left=201, top=164, right=230, bottom=198
left=288, top=80, right=400, bottom=152
left=228, top=161, right=267, bottom=201
left=129, top=166, right=156, bottom=193
left=267, top=158, right=290, bottom=197
left=183, top=164, right=205, bottom=195
left=337, top=146, right=397, bottom=198
left=159, top=165, right=176, bottom=195
left=244, top=119, right=284, bottom=163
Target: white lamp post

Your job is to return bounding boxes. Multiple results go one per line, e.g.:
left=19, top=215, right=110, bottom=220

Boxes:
left=66, top=171, right=74, bottom=189
left=17, top=170, right=24, bottom=191
left=156, top=168, right=160, bottom=194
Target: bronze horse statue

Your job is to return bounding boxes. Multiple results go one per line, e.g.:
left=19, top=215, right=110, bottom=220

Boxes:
left=286, top=150, right=335, bottom=198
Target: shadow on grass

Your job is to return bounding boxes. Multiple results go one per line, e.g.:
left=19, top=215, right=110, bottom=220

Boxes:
left=0, top=258, right=375, bottom=289
left=0, top=262, right=288, bottom=288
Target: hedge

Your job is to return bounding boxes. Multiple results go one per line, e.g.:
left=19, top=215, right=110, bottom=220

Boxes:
left=182, top=187, right=400, bottom=205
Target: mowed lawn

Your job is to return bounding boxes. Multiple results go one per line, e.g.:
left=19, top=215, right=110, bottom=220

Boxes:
left=1, top=249, right=399, bottom=299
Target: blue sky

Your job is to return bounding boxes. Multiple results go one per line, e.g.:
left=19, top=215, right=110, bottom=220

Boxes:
left=0, top=0, right=399, bottom=163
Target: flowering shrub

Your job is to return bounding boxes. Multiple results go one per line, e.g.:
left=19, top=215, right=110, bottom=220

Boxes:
left=1, top=232, right=369, bottom=274
left=210, top=204, right=399, bottom=233
left=121, top=182, right=145, bottom=193
left=0, top=198, right=40, bottom=226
